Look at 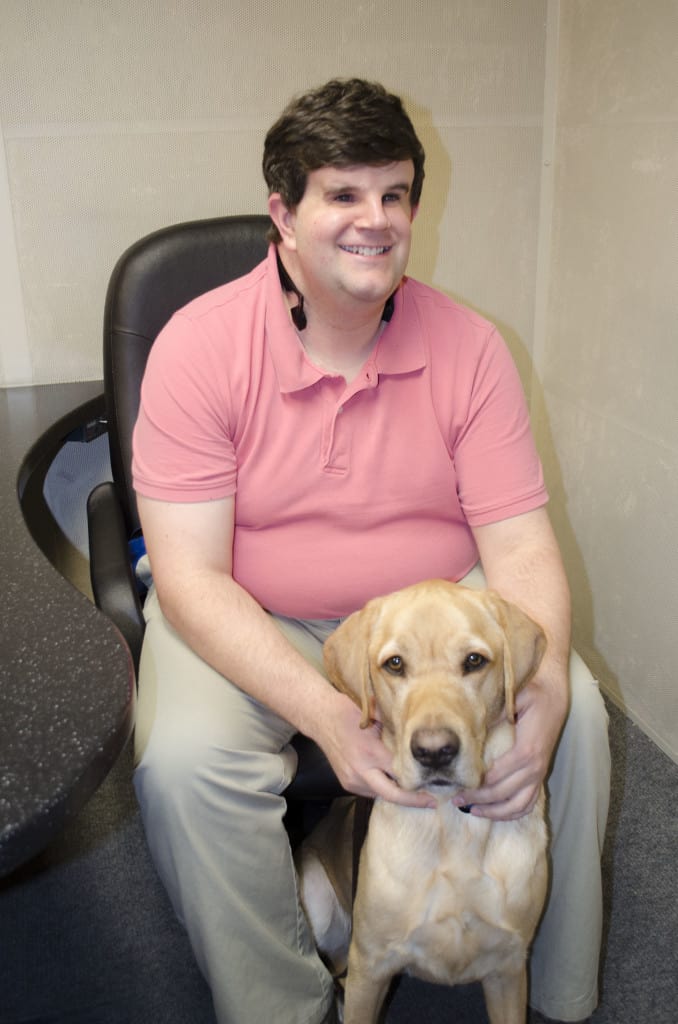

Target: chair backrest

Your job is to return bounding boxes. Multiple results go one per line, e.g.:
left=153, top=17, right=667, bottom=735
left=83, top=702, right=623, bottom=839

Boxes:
left=103, top=215, right=270, bottom=537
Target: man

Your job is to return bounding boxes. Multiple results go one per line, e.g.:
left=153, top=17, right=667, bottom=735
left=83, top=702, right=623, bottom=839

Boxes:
left=132, top=79, right=610, bottom=1024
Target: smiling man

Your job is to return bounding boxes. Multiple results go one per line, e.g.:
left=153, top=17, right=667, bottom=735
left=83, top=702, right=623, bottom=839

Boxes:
left=131, top=79, right=610, bottom=1024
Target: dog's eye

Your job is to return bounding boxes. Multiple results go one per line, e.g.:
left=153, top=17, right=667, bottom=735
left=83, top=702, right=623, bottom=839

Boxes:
left=383, top=655, right=405, bottom=676
left=463, top=652, right=488, bottom=673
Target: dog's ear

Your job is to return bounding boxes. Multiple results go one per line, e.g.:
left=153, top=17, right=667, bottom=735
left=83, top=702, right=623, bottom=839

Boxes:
left=323, top=604, right=379, bottom=729
left=485, top=593, right=547, bottom=723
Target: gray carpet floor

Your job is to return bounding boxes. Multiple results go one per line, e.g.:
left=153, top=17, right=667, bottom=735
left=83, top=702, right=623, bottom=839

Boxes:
left=1, top=696, right=676, bottom=1023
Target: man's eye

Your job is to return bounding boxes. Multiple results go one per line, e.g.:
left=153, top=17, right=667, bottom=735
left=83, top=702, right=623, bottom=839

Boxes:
left=383, top=193, right=403, bottom=203
left=334, top=193, right=355, bottom=203
left=463, top=652, right=488, bottom=674
left=383, top=655, right=405, bottom=676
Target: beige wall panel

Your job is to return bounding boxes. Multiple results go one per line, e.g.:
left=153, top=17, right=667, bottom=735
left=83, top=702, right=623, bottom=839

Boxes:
left=1, top=1, right=547, bottom=127
left=544, top=119, right=677, bottom=441
left=336, top=1, right=547, bottom=123
left=537, top=389, right=678, bottom=758
left=556, top=0, right=678, bottom=125
left=6, top=129, right=266, bottom=382
left=0, top=1, right=345, bottom=126
left=537, top=0, right=678, bottom=760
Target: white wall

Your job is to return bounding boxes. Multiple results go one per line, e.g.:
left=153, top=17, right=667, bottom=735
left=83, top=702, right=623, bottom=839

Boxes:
left=2, top=1, right=676, bottom=759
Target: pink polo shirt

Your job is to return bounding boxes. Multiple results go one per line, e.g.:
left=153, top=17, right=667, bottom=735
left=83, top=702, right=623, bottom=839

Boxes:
left=132, top=246, right=547, bottom=619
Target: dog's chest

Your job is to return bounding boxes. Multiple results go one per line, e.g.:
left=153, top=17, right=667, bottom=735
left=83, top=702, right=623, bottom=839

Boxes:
left=359, top=806, right=546, bottom=984
left=403, top=882, right=522, bottom=984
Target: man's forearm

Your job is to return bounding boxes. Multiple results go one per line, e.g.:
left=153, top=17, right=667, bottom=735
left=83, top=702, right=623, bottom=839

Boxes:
left=457, top=508, right=572, bottom=817
left=472, top=508, right=571, bottom=710
left=155, top=567, right=343, bottom=741
left=153, top=567, right=434, bottom=808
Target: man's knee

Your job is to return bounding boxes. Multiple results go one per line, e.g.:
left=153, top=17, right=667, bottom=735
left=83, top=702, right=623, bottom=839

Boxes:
left=567, top=650, right=610, bottom=753
left=548, top=650, right=611, bottom=842
left=136, top=704, right=295, bottom=811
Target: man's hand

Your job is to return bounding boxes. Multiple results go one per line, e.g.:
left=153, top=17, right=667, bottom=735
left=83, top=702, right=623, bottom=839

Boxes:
left=465, top=508, right=573, bottom=820
left=453, top=673, right=568, bottom=820
left=316, top=690, right=436, bottom=809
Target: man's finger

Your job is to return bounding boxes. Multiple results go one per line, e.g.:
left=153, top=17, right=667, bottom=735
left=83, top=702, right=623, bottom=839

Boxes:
left=368, top=771, right=436, bottom=809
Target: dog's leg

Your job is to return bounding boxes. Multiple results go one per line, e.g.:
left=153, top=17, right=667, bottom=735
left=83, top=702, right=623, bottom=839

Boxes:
left=343, top=943, right=392, bottom=1024
left=343, top=972, right=390, bottom=1024
left=481, top=967, right=528, bottom=1024
left=297, top=845, right=351, bottom=975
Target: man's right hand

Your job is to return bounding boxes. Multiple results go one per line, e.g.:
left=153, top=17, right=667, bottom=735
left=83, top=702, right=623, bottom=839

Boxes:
left=314, top=690, right=436, bottom=808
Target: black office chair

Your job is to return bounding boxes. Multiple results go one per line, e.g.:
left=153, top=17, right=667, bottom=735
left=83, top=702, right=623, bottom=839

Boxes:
left=87, top=215, right=345, bottom=802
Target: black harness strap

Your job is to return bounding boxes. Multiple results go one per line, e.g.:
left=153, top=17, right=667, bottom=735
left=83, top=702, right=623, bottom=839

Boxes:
left=351, top=796, right=373, bottom=905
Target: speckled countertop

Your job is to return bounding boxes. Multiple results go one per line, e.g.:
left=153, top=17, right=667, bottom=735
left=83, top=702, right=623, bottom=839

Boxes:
left=0, top=383, right=134, bottom=877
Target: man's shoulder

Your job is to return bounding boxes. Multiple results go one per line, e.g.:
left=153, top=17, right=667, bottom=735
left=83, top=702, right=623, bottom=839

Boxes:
left=401, top=276, right=498, bottom=342
left=146, top=254, right=272, bottom=380
left=175, top=255, right=269, bottom=325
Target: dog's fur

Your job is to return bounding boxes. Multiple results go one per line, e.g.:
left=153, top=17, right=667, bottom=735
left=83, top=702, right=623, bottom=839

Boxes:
left=297, top=579, right=549, bottom=1024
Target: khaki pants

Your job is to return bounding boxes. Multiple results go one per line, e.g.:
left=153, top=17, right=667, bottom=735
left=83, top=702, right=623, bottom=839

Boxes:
left=134, top=568, right=610, bottom=1024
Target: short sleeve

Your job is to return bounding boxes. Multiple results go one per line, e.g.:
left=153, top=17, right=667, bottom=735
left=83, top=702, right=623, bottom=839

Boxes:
left=132, top=311, right=238, bottom=502
left=452, top=328, right=548, bottom=526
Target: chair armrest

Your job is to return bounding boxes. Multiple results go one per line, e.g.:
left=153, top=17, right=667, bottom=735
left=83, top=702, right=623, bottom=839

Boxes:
left=87, top=481, right=145, bottom=675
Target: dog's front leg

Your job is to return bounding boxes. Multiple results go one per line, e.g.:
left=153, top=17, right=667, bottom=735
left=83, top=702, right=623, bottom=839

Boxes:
left=481, top=967, right=528, bottom=1024
left=343, top=945, right=392, bottom=1024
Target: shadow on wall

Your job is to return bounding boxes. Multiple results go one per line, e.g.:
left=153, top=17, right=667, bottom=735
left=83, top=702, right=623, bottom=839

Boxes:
left=405, top=95, right=451, bottom=287
left=529, top=378, right=622, bottom=709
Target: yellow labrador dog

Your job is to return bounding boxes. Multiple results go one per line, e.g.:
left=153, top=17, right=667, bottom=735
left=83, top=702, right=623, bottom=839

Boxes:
left=297, top=579, right=549, bottom=1024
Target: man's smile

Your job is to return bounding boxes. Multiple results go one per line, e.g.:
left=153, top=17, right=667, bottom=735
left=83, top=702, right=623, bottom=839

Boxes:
left=339, top=245, right=393, bottom=256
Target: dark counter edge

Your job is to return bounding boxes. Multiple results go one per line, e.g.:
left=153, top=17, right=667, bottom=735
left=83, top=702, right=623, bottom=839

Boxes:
left=0, top=383, right=135, bottom=878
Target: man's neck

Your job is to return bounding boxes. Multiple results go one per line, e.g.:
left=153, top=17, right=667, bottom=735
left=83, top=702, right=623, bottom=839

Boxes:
left=277, top=250, right=389, bottom=381
left=297, top=315, right=386, bottom=382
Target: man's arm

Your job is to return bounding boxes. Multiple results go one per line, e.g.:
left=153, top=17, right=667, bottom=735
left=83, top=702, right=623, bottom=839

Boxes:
left=455, top=506, right=571, bottom=820
left=137, top=493, right=434, bottom=808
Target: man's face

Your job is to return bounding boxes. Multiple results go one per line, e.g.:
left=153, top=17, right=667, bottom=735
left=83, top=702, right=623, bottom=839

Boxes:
left=271, top=161, right=418, bottom=318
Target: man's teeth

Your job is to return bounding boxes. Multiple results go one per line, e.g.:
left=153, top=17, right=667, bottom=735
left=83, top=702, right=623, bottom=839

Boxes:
left=341, top=245, right=390, bottom=256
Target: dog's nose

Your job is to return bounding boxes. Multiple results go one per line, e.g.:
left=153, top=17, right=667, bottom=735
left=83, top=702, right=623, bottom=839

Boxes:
left=410, top=728, right=460, bottom=770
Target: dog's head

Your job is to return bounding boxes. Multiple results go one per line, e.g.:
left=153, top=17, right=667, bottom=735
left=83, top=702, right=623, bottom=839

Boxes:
left=323, top=580, right=545, bottom=793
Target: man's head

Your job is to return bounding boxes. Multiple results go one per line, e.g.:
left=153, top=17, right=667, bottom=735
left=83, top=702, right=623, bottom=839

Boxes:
left=263, top=78, right=425, bottom=243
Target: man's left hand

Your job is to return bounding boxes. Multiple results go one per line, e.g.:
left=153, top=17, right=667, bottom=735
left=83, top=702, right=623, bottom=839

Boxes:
left=453, top=675, right=568, bottom=820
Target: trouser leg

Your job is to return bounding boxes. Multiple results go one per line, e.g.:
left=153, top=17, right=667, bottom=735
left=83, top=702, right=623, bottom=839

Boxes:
left=133, top=589, right=335, bottom=1024
left=529, top=649, right=611, bottom=1021
left=459, top=565, right=611, bottom=1021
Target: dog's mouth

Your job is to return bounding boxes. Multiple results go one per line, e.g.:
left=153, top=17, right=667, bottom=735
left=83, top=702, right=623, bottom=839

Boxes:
left=415, top=764, right=483, bottom=794
left=413, top=774, right=462, bottom=795
left=391, top=772, right=459, bottom=794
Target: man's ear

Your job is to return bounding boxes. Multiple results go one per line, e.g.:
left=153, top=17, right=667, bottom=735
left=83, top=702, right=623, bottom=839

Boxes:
left=267, top=193, right=297, bottom=250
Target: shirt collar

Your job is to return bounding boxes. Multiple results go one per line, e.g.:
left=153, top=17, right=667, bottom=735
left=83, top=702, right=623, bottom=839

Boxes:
left=264, top=245, right=426, bottom=394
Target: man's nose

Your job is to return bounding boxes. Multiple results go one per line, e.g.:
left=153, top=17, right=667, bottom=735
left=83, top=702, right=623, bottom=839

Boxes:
left=356, top=197, right=390, bottom=230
